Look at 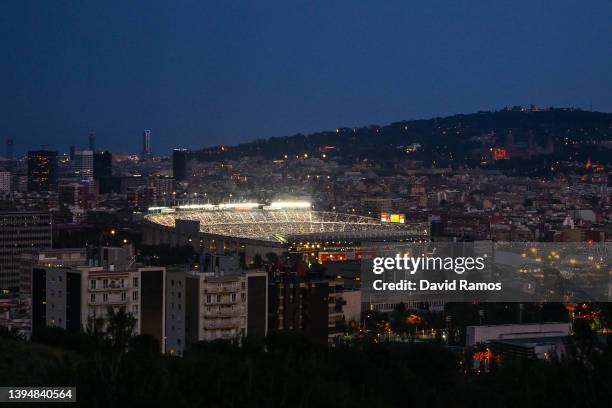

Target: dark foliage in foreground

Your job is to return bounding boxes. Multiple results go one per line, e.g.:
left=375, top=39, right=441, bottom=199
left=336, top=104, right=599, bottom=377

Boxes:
left=2, top=326, right=612, bottom=408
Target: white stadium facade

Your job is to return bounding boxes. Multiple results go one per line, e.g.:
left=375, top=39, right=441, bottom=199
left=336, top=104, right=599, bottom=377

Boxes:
left=143, top=201, right=429, bottom=264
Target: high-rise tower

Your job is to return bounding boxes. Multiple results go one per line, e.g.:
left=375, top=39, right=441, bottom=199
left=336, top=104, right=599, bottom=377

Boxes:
left=93, top=150, right=112, bottom=179
left=27, top=150, right=58, bottom=192
left=74, top=150, right=94, bottom=179
left=142, top=130, right=152, bottom=160
left=172, top=149, right=189, bottom=181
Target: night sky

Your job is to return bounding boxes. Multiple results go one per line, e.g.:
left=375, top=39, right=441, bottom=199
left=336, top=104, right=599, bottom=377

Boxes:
left=2, top=1, right=611, bottom=155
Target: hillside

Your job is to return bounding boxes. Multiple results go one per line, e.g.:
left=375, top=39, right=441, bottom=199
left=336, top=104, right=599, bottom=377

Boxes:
left=192, top=108, right=612, bottom=165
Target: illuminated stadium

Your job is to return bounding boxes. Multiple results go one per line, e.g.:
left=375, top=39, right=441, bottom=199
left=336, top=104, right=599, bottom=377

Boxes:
left=143, top=202, right=429, bottom=262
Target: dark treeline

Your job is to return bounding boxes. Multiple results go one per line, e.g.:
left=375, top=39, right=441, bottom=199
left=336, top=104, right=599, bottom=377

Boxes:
left=191, top=109, right=612, bottom=167
left=1, top=316, right=611, bottom=408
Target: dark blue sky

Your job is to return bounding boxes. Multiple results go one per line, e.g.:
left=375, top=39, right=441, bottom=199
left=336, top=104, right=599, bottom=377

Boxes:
left=2, top=1, right=611, bottom=155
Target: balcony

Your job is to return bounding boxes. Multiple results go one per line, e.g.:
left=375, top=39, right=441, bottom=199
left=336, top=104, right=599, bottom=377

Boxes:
left=203, top=309, right=244, bottom=318
left=202, top=319, right=243, bottom=330
left=89, top=285, right=129, bottom=292
left=203, top=286, right=240, bottom=294
left=88, top=298, right=129, bottom=306
left=204, top=298, right=241, bottom=306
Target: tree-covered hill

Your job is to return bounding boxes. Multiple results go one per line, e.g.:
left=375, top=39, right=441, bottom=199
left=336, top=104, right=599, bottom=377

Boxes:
left=192, top=108, right=612, bottom=165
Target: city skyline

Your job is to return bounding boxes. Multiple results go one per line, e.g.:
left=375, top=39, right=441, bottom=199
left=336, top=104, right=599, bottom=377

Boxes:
left=4, top=105, right=611, bottom=158
left=2, top=1, right=612, bottom=154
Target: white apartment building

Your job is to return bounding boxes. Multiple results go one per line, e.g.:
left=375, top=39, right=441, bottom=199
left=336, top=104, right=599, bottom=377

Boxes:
left=165, top=269, right=267, bottom=355
left=32, top=265, right=166, bottom=350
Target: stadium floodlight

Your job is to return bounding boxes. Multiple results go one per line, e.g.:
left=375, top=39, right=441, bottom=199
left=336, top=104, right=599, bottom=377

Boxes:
left=269, top=201, right=311, bottom=209
left=219, top=202, right=261, bottom=210
left=148, top=206, right=168, bottom=211
left=177, top=204, right=215, bottom=210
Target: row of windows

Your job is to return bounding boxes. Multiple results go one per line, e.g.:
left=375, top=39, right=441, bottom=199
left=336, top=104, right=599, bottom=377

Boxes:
left=90, top=277, right=138, bottom=290
left=204, top=293, right=244, bottom=304
left=90, top=291, right=137, bottom=303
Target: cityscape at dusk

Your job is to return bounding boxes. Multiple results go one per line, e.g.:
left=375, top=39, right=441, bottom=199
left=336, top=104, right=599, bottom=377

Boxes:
left=1, top=2, right=612, bottom=407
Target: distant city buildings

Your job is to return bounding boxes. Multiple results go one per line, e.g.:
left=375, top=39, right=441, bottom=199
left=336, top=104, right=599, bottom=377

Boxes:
left=0, top=107, right=609, bottom=355
left=148, top=177, right=174, bottom=200
left=93, top=150, right=112, bottom=179
left=73, top=150, right=94, bottom=179
left=98, top=175, right=147, bottom=195
left=127, top=186, right=156, bottom=211
left=58, top=181, right=98, bottom=217
left=0, top=171, right=11, bottom=193
left=0, top=211, right=52, bottom=290
left=27, top=150, right=58, bottom=192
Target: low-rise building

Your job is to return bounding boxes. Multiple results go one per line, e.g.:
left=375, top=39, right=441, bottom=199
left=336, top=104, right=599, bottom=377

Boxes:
left=19, top=248, right=88, bottom=294
left=466, top=322, right=570, bottom=347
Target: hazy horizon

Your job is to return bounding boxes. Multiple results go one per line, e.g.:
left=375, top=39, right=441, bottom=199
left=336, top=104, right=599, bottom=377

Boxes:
left=8, top=104, right=608, bottom=157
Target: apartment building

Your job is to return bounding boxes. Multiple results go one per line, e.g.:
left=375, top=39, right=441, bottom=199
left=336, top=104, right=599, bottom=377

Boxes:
left=165, top=267, right=267, bottom=356
left=32, top=265, right=166, bottom=349
left=19, top=248, right=88, bottom=294
left=267, top=270, right=348, bottom=345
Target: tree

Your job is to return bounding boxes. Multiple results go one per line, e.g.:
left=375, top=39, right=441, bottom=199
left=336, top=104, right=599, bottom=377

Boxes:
left=390, top=302, right=410, bottom=335
left=265, top=252, right=279, bottom=265
left=128, top=334, right=160, bottom=358
left=0, top=325, right=24, bottom=341
left=90, top=307, right=137, bottom=408
left=251, top=254, right=263, bottom=269
left=105, top=307, right=136, bottom=351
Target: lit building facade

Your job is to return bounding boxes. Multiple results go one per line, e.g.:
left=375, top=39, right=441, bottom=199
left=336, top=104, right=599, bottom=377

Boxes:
left=165, top=267, right=267, bottom=355
left=27, top=150, right=58, bottom=192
